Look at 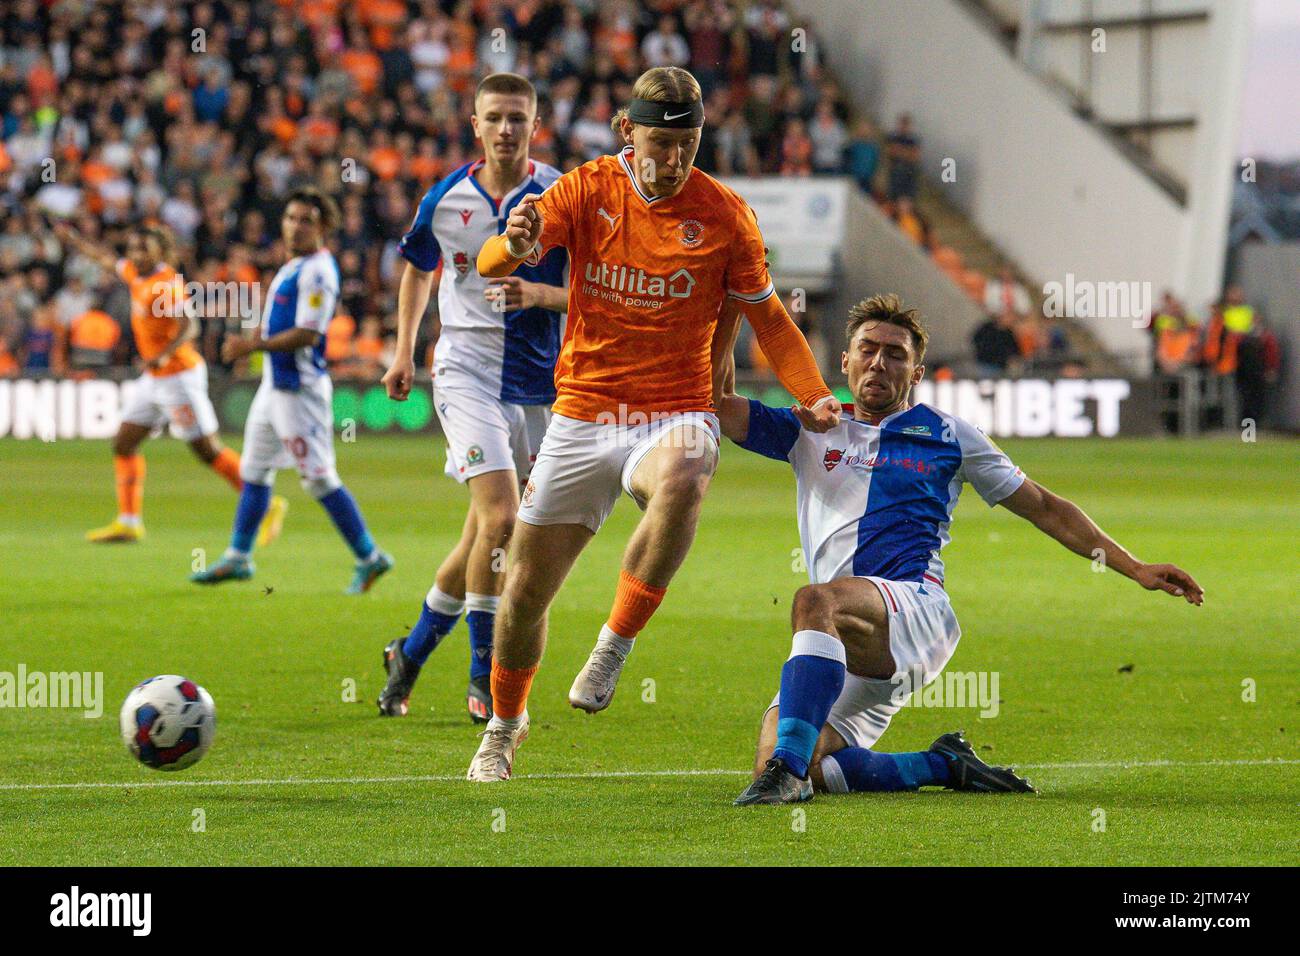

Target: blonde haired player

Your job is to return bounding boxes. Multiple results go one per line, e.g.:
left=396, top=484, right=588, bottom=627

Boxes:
left=467, top=66, right=840, bottom=781
left=58, top=222, right=286, bottom=545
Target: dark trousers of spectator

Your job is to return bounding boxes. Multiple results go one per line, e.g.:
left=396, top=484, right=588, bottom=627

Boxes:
left=889, top=164, right=918, bottom=200
left=1236, top=369, right=1267, bottom=427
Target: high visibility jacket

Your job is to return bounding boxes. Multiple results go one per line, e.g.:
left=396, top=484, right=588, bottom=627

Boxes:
left=1222, top=305, right=1255, bottom=335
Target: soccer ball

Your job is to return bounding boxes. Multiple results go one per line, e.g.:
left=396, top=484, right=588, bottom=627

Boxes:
left=118, top=675, right=216, bottom=771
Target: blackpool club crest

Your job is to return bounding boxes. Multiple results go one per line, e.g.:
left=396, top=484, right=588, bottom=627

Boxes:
left=677, top=219, right=704, bottom=247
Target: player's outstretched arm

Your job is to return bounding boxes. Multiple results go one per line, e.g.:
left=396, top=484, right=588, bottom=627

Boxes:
left=740, top=295, right=840, bottom=432
left=998, top=479, right=1205, bottom=605
left=477, top=193, right=544, bottom=278
left=222, top=327, right=320, bottom=364
left=484, top=276, right=568, bottom=313
left=53, top=221, right=118, bottom=273
left=711, top=298, right=751, bottom=442
left=384, top=261, right=437, bottom=401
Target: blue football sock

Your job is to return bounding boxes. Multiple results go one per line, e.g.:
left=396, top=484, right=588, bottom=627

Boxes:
left=317, top=486, right=376, bottom=561
left=229, top=482, right=271, bottom=554
left=771, top=630, right=847, bottom=779
left=402, top=601, right=462, bottom=667
left=820, top=747, right=953, bottom=792
left=465, top=593, right=500, bottom=681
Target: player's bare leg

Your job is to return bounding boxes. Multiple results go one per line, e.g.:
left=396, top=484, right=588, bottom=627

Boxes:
left=433, top=509, right=476, bottom=600
left=466, top=519, right=592, bottom=781
left=87, top=423, right=151, bottom=542
left=569, top=425, right=718, bottom=712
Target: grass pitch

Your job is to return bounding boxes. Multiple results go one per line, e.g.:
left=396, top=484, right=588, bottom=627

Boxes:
left=0, top=433, right=1295, bottom=866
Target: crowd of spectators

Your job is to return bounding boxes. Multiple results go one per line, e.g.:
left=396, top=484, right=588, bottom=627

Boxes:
left=0, top=0, right=907, bottom=381
left=1146, top=285, right=1280, bottom=426
left=8, top=0, right=1248, bottom=403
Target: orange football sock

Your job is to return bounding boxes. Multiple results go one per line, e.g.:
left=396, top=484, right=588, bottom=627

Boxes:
left=490, top=660, right=538, bottom=720
left=606, top=569, right=667, bottom=640
left=114, top=454, right=145, bottom=519
left=211, top=448, right=242, bottom=490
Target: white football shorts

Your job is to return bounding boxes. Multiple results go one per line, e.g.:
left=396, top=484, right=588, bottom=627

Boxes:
left=119, top=363, right=219, bottom=441
left=433, top=381, right=550, bottom=485
left=518, top=410, right=721, bottom=533
left=239, top=378, right=337, bottom=486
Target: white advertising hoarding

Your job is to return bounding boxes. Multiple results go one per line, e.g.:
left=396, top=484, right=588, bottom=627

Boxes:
left=721, top=177, right=848, bottom=290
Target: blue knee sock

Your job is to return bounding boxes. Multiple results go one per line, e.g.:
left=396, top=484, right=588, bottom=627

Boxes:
left=820, top=747, right=952, bottom=792
left=318, top=486, right=376, bottom=561
left=771, top=630, right=847, bottom=779
left=465, top=593, right=499, bottom=681
left=229, top=482, right=271, bottom=554
left=403, top=585, right=464, bottom=666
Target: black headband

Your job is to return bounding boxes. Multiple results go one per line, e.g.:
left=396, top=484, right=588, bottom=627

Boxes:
left=626, top=98, right=705, bottom=128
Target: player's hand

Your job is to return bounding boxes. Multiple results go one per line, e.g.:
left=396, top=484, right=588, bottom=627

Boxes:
left=504, top=193, right=543, bottom=256
left=221, top=336, right=254, bottom=364
left=1133, top=562, right=1204, bottom=605
left=791, top=395, right=842, bottom=432
left=484, top=276, right=542, bottom=311
left=382, top=355, right=415, bottom=401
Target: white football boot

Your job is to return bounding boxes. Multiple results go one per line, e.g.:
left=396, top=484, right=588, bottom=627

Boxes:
left=568, top=633, right=631, bottom=713
left=466, top=716, right=530, bottom=782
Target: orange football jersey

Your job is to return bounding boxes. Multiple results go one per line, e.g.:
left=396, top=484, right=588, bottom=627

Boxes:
left=532, top=146, right=774, bottom=421
left=117, top=259, right=200, bottom=377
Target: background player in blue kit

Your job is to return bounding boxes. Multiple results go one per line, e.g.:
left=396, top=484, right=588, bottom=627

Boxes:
left=192, top=188, right=392, bottom=594
left=715, top=294, right=1204, bottom=805
left=377, top=74, right=569, bottom=721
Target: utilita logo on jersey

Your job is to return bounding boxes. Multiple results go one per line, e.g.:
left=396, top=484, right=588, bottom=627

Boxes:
left=581, top=262, right=696, bottom=309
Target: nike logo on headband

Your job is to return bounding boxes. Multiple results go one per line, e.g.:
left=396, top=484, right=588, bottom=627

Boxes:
left=663, top=110, right=691, bottom=121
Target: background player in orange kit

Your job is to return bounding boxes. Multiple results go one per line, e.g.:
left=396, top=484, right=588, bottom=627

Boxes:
left=57, top=222, right=286, bottom=545
left=466, top=66, right=841, bottom=781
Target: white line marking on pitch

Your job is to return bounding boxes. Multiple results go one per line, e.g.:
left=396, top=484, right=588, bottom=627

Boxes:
left=0, top=759, right=1295, bottom=792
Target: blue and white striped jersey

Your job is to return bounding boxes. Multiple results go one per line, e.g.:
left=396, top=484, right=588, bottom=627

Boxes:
left=739, top=401, right=1026, bottom=586
left=399, top=159, right=568, bottom=405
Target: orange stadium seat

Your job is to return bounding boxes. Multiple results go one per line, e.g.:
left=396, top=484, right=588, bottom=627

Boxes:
left=960, top=269, right=987, bottom=302
left=931, top=245, right=963, bottom=272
